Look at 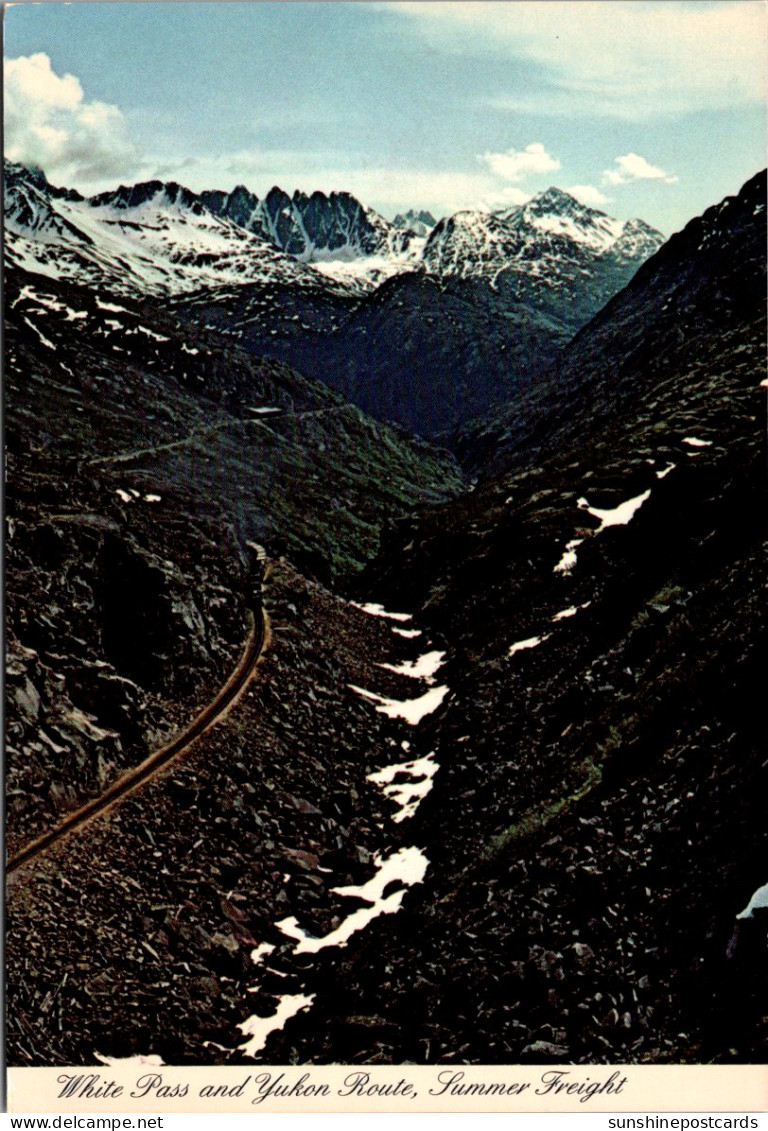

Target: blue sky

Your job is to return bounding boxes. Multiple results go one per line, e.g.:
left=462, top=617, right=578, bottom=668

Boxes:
left=4, top=1, right=766, bottom=233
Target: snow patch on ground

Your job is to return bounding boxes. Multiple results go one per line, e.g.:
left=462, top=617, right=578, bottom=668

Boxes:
left=22, top=317, right=55, bottom=350
left=368, top=752, right=438, bottom=823
left=554, top=538, right=583, bottom=575
left=96, top=299, right=129, bottom=313
left=137, top=325, right=170, bottom=342
left=275, top=846, right=429, bottom=954
left=554, top=487, right=652, bottom=575
left=391, top=627, right=422, bottom=639
left=508, top=634, right=551, bottom=657
left=250, top=942, right=276, bottom=967
left=376, top=650, right=445, bottom=682
left=350, top=601, right=413, bottom=622
left=349, top=683, right=449, bottom=725
left=236, top=993, right=316, bottom=1058
left=94, top=1052, right=165, bottom=1067
left=552, top=601, right=592, bottom=622
left=577, top=489, right=651, bottom=532
left=656, top=463, right=676, bottom=479
left=682, top=436, right=712, bottom=448
left=11, top=284, right=42, bottom=308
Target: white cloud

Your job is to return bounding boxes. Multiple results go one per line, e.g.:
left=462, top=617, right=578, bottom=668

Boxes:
left=478, top=142, right=560, bottom=182
left=4, top=53, right=139, bottom=183
left=381, top=1, right=767, bottom=119
left=602, top=154, right=678, bottom=187
left=479, top=185, right=532, bottom=211
left=566, top=184, right=610, bottom=207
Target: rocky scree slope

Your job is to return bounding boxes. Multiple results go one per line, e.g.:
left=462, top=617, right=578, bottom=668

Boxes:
left=7, top=561, right=453, bottom=1066
left=5, top=435, right=249, bottom=861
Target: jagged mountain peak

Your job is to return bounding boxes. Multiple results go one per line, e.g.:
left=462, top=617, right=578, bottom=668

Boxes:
left=3, top=161, right=334, bottom=297
left=525, top=184, right=584, bottom=212
left=87, top=179, right=205, bottom=214
left=494, top=186, right=664, bottom=258
left=263, top=184, right=292, bottom=211
left=203, top=182, right=395, bottom=263
left=393, top=208, right=438, bottom=232
left=199, top=183, right=258, bottom=229
left=4, top=159, right=84, bottom=204
left=4, top=158, right=49, bottom=193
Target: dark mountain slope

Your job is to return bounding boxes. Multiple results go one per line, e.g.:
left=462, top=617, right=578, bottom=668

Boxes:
left=178, top=271, right=563, bottom=438
left=5, top=263, right=462, bottom=576
left=260, top=173, right=767, bottom=1064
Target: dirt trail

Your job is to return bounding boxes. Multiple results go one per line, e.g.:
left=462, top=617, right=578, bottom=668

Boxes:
left=7, top=606, right=270, bottom=876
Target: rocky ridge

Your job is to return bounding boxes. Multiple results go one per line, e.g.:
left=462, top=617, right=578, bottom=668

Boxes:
left=201, top=183, right=400, bottom=263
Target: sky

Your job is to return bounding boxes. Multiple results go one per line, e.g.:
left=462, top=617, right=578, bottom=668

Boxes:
left=3, top=1, right=766, bottom=234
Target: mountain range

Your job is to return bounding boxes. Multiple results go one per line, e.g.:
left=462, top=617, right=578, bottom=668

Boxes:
left=5, top=156, right=766, bottom=1069
left=5, top=160, right=661, bottom=297
left=5, top=160, right=663, bottom=437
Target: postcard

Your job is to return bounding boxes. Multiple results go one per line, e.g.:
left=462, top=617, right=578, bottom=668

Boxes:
left=4, top=0, right=767, bottom=1115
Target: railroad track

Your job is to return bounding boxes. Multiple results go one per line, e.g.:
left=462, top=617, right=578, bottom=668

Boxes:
left=7, top=605, right=270, bottom=876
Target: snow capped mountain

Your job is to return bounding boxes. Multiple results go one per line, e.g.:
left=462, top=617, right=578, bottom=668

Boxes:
left=3, top=162, right=338, bottom=298
left=498, top=186, right=626, bottom=253
left=610, top=217, right=668, bottom=261
left=423, top=186, right=664, bottom=282
left=88, top=179, right=205, bottom=214
left=5, top=161, right=664, bottom=309
left=421, top=210, right=531, bottom=280
left=419, top=186, right=665, bottom=337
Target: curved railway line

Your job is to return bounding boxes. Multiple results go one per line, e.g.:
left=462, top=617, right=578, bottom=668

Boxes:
left=8, top=605, right=270, bottom=876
